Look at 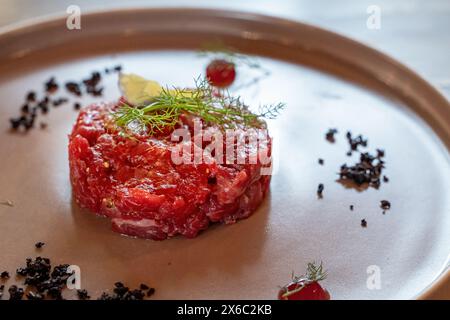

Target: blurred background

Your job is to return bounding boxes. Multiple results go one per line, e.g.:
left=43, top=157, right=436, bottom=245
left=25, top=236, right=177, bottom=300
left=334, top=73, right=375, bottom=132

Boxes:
left=0, top=0, right=449, bottom=100
left=0, top=0, right=448, bottom=299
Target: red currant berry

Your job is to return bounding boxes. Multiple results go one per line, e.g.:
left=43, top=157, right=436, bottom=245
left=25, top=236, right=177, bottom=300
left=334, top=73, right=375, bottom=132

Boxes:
left=206, top=59, right=236, bottom=88
left=278, top=280, right=330, bottom=300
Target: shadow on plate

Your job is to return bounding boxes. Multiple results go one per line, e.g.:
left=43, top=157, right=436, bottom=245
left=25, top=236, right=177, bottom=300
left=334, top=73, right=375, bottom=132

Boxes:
left=67, top=193, right=271, bottom=281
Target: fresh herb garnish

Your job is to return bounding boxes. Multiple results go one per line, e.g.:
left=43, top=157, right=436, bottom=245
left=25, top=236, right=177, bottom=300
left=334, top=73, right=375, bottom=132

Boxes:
left=279, top=262, right=328, bottom=299
left=199, top=42, right=264, bottom=70
left=113, top=78, right=284, bottom=135
left=303, top=261, right=328, bottom=282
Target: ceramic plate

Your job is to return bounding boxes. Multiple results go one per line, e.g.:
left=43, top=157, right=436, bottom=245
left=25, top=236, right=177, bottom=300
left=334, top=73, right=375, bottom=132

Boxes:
left=0, top=8, right=449, bottom=299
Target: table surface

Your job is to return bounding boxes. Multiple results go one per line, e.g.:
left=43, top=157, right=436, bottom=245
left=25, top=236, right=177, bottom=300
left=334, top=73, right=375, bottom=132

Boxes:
left=0, top=0, right=448, bottom=299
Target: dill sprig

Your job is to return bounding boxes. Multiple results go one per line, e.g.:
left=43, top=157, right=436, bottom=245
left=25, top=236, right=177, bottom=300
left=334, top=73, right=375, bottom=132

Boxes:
left=199, top=41, right=262, bottom=69
left=113, top=78, right=284, bottom=135
left=303, top=261, right=328, bottom=282
left=290, top=261, right=328, bottom=284
left=280, top=262, right=328, bottom=299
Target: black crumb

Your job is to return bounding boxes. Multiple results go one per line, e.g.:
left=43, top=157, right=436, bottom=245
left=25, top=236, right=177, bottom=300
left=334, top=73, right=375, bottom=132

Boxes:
left=1, top=252, right=154, bottom=300
left=35, top=241, right=45, bottom=249
left=10, top=118, right=22, bottom=130
left=74, top=102, right=81, bottom=110
left=380, top=200, right=391, bottom=213
left=26, top=91, right=36, bottom=102
left=317, top=183, right=324, bottom=198
left=39, top=122, right=47, bottom=130
left=83, top=72, right=103, bottom=97
left=65, top=82, right=82, bottom=97
left=383, top=175, right=389, bottom=183
left=8, top=285, right=25, bottom=300
left=113, top=281, right=128, bottom=296
left=147, top=287, right=155, bottom=297
left=376, top=149, right=385, bottom=158
left=325, top=128, right=338, bottom=143
left=15, top=257, right=72, bottom=300
left=52, top=97, right=69, bottom=107
left=37, top=98, right=49, bottom=114
left=350, top=205, right=354, bottom=211
left=104, top=65, right=122, bottom=74
left=16, top=267, right=27, bottom=276
left=86, top=86, right=104, bottom=97
left=45, top=77, right=59, bottom=94
left=361, top=219, right=367, bottom=228
left=77, top=289, right=90, bottom=300
left=21, top=104, right=30, bottom=114
left=339, top=151, right=385, bottom=189
left=10, top=65, right=121, bottom=132
left=139, top=283, right=149, bottom=290
left=318, top=158, right=324, bottom=165
left=98, top=282, right=149, bottom=300
left=346, top=131, right=367, bottom=152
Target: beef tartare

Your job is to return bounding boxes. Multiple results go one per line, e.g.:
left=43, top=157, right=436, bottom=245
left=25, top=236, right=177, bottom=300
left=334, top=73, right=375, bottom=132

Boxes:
left=68, top=75, right=280, bottom=240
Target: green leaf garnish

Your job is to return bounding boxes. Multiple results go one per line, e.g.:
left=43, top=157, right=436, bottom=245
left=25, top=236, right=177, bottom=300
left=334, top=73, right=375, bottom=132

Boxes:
left=303, top=261, right=328, bottom=282
left=113, top=76, right=284, bottom=135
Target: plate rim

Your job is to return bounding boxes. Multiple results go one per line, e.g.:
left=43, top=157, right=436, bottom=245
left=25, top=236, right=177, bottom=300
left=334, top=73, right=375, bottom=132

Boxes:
left=0, top=7, right=448, bottom=300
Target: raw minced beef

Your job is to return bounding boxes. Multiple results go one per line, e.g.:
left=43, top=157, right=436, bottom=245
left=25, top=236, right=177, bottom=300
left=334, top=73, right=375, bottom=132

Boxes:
left=68, top=99, right=272, bottom=240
